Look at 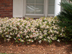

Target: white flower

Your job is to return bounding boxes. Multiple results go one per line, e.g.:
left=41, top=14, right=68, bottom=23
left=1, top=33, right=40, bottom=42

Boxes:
left=46, top=26, right=49, bottom=28
left=54, top=31, right=59, bottom=34
left=24, top=29, right=27, bottom=33
left=44, top=39, right=47, bottom=41
left=19, top=31, right=23, bottom=34
left=31, top=40, right=34, bottom=42
left=44, top=30, right=47, bottom=33
left=47, top=37, right=50, bottom=40
left=60, top=33, right=62, bottom=35
left=50, top=29, right=53, bottom=33
left=14, top=38, right=16, bottom=40
left=57, top=39, right=60, bottom=42
left=38, top=40, right=42, bottom=43
left=17, top=34, right=20, bottom=37
left=44, top=33, right=47, bottom=35
left=9, top=36, right=11, bottom=38
left=26, top=35, right=29, bottom=38
left=10, top=33, right=13, bottom=35
left=17, top=23, right=20, bottom=25
left=62, top=28, right=64, bottom=32
left=21, top=39, right=24, bottom=42
left=44, top=21, right=47, bottom=24
left=7, top=39, right=10, bottom=42
left=6, top=35, right=9, bottom=37
left=39, top=36, right=42, bottom=39
left=28, top=39, right=31, bottom=42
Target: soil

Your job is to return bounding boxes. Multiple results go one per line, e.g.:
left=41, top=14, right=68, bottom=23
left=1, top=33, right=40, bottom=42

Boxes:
left=0, top=39, right=72, bottom=54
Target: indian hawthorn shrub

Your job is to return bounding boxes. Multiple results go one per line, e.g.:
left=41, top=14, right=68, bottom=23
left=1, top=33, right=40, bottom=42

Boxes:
left=0, top=17, right=65, bottom=44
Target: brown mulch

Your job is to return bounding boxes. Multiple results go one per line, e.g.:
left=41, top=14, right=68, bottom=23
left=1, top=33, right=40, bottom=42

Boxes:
left=0, top=39, right=72, bottom=54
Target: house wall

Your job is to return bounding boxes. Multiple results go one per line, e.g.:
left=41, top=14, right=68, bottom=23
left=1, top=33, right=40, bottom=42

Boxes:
left=0, top=0, right=13, bottom=18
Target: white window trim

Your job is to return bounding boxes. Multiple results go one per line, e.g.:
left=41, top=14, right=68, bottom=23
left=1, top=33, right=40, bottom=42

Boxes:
left=48, top=14, right=54, bottom=16
left=13, top=0, right=61, bottom=18
left=13, top=0, right=24, bottom=17
left=54, top=0, right=61, bottom=16
left=44, top=0, right=48, bottom=17
left=23, top=0, right=26, bottom=17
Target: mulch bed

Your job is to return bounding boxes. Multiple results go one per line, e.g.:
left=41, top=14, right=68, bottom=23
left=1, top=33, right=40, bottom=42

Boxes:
left=0, top=39, right=72, bottom=54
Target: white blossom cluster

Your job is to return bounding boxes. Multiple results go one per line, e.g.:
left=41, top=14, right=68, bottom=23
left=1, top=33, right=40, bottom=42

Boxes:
left=0, top=17, right=65, bottom=43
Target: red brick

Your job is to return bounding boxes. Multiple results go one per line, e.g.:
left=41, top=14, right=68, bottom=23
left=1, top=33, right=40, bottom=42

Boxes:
left=0, top=0, right=13, bottom=18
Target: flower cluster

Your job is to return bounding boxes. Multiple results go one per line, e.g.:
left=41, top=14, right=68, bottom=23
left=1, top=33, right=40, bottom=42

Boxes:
left=0, top=17, right=65, bottom=44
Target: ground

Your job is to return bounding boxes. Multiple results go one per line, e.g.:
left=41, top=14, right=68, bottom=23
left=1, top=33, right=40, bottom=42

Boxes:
left=0, top=39, right=72, bottom=54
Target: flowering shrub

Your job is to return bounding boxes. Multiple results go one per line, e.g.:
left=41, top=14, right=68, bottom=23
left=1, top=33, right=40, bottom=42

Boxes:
left=0, top=17, right=65, bottom=44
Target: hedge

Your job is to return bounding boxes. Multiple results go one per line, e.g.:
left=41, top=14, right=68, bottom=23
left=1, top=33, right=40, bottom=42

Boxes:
left=0, top=17, right=66, bottom=44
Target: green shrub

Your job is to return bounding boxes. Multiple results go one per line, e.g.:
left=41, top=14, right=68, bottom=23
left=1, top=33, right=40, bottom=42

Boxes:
left=0, top=17, right=65, bottom=44
left=57, top=0, right=72, bottom=41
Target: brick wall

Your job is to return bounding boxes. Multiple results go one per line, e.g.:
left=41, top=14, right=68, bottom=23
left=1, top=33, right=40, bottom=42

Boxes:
left=0, top=0, right=13, bottom=18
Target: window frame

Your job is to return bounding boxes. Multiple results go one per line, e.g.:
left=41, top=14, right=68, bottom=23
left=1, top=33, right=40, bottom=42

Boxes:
left=23, top=0, right=54, bottom=17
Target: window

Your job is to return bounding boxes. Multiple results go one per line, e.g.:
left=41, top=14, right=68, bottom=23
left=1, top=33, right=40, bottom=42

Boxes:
left=13, top=0, right=55, bottom=17
left=48, top=0, right=55, bottom=14
left=26, top=0, right=44, bottom=14
left=26, top=0, right=55, bottom=17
